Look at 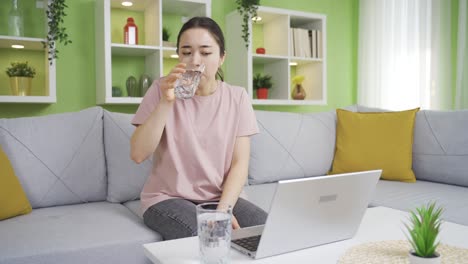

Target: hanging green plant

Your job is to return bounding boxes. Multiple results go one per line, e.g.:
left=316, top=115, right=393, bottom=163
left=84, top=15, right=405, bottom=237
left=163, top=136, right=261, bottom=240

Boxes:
left=43, top=0, right=72, bottom=65
left=235, top=0, right=260, bottom=49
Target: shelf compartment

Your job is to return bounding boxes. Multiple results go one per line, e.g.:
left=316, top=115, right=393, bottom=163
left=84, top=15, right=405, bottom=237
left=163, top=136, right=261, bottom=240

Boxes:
left=251, top=10, right=289, bottom=57
left=110, top=0, right=159, bottom=46
left=252, top=56, right=289, bottom=100
left=290, top=59, right=324, bottom=102
left=110, top=50, right=160, bottom=99
left=0, top=48, right=53, bottom=99
left=290, top=14, right=324, bottom=59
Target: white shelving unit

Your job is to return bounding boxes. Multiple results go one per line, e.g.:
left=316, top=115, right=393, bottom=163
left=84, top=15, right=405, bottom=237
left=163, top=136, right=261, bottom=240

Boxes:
left=0, top=0, right=56, bottom=104
left=95, top=0, right=211, bottom=105
left=226, top=6, right=327, bottom=105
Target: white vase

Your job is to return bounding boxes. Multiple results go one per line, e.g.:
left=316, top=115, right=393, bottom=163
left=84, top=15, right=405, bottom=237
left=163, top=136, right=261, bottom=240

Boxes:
left=408, top=251, right=441, bottom=264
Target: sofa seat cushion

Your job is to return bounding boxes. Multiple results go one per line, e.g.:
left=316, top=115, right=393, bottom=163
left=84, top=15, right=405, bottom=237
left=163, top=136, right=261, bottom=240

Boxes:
left=124, top=200, right=144, bottom=218
left=371, top=180, right=468, bottom=226
left=0, top=202, right=162, bottom=264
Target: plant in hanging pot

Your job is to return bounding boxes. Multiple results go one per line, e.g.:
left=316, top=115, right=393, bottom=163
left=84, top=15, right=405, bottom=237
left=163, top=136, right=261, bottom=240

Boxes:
left=6, top=61, right=36, bottom=96
left=404, top=202, right=443, bottom=264
left=43, top=0, right=72, bottom=65
left=236, top=0, right=260, bottom=48
left=253, top=73, right=272, bottom=99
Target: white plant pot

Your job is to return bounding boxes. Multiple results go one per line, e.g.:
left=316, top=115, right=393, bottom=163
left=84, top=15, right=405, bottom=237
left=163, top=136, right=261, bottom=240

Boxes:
left=408, top=251, right=441, bottom=264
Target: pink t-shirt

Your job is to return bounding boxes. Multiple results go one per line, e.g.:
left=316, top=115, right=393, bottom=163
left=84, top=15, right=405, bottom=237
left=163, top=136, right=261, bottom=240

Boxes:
left=132, top=79, right=259, bottom=213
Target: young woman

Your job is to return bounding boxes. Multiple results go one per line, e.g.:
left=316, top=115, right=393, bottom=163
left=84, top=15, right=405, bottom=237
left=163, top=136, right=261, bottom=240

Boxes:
left=130, top=17, right=267, bottom=240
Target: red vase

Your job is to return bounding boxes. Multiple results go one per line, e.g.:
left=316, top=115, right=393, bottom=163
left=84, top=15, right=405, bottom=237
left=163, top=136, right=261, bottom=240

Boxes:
left=256, top=88, right=268, bottom=99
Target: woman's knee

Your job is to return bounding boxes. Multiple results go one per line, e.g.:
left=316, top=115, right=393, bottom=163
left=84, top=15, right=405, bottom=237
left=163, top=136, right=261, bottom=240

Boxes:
left=143, top=199, right=198, bottom=240
left=233, top=198, right=268, bottom=227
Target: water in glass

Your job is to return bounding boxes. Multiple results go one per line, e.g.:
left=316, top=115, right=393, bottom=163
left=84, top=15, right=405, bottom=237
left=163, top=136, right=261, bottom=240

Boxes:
left=174, top=64, right=205, bottom=99
left=197, top=203, right=232, bottom=264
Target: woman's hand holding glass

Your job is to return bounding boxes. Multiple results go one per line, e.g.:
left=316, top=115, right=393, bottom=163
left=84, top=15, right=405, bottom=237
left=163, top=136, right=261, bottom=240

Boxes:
left=160, top=63, right=186, bottom=103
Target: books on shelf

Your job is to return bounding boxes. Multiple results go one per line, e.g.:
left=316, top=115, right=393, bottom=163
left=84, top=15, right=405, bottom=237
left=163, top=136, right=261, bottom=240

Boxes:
left=290, top=27, right=322, bottom=59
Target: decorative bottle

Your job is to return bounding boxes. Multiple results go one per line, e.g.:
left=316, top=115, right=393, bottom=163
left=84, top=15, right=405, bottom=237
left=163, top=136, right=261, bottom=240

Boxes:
left=124, top=17, right=138, bottom=45
left=126, top=76, right=138, bottom=97
left=8, top=0, right=24, bottom=37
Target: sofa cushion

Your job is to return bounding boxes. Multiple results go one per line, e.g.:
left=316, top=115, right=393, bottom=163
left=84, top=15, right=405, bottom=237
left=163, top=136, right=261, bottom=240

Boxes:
left=330, top=108, right=418, bottom=182
left=0, top=107, right=106, bottom=208
left=103, top=110, right=153, bottom=203
left=412, top=110, right=468, bottom=187
left=0, top=146, right=32, bottom=220
left=249, top=110, right=336, bottom=185
left=0, top=202, right=161, bottom=264
left=370, top=180, right=468, bottom=226
left=124, top=199, right=144, bottom=218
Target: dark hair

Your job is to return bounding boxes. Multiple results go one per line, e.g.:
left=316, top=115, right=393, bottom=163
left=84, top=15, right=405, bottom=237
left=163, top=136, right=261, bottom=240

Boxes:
left=176, top=17, right=225, bottom=81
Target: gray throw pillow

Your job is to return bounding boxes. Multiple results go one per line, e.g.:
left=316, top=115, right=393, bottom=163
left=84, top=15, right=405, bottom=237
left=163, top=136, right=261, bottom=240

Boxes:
left=412, top=110, right=468, bottom=187
left=0, top=107, right=106, bottom=208
left=249, top=110, right=336, bottom=185
left=103, top=110, right=152, bottom=203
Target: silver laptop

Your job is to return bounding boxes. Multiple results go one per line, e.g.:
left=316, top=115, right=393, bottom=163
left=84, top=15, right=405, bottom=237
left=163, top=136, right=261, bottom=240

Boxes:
left=231, top=170, right=382, bottom=259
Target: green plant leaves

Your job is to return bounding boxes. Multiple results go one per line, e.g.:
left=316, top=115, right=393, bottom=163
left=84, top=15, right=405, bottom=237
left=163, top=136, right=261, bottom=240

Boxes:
left=404, top=202, right=443, bottom=258
left=43, top=0, right=72, bottom=64
left=253, top=73, right=273, bottom=89
left=236, top=0, right=260, bottom=48
left=5, top=62, right=36, bottom=78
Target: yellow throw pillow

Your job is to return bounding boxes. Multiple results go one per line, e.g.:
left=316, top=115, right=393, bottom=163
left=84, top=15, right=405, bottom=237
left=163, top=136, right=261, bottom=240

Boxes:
left=330, top=108, right=419, bottom=182
left=0, top=146, right=32, bottom=220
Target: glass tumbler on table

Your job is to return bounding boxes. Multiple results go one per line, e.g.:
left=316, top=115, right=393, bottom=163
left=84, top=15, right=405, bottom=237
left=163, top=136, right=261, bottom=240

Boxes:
left=196, top=202, right=232, bottom=264
left=174, top=63, right=205, bottom=99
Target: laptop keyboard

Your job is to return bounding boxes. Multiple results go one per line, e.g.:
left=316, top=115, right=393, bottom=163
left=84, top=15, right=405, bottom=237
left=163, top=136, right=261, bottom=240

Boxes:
left=232, top=235, right=262, bottom=252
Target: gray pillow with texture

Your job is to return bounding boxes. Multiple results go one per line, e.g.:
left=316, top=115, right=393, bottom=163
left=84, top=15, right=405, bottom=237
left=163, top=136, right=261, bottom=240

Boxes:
left=249, top=110, right=336, bottom=185
left=103, top=110, right=152, bottom=203
left=412, top=110, right=468, bottom=187
left=0, top=107, right=106, bottom=208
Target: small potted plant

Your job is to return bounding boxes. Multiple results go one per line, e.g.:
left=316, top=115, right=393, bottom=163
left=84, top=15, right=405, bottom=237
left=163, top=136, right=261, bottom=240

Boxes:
left=5, top=62, right=36, bottom=96
left=253, top=73, right=272, bottom=99
left=162, top=27, right=175, bottom=47
left=404, top=202, right=443, bottom=264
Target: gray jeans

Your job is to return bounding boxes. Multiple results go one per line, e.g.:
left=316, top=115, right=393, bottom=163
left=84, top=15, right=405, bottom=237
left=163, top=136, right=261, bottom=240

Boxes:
left=143, top=197, right=268, bottom=240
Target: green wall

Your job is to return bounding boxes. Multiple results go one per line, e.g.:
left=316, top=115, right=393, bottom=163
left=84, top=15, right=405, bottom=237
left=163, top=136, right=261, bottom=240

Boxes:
left=1, top=0, right=357, bottom=117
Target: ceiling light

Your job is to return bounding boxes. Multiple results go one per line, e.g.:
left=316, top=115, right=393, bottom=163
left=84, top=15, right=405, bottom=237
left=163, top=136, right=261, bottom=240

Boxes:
left=11, top=44, right=24, bottom=49
left=170, top=54, right=179, bottom=59
left=121, top=1, right=133, bottom=7
left=289, top=62, right=298, bottom=66
left=252, top=16, right=262, bottom=22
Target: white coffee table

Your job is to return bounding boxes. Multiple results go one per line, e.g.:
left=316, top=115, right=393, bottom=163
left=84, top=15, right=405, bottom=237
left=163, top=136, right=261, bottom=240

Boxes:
left=143, top=207, right=468, bottom=264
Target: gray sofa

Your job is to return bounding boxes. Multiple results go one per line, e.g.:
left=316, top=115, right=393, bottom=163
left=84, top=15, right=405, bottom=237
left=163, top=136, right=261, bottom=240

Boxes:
left=1, top=106, right=467, bottom=264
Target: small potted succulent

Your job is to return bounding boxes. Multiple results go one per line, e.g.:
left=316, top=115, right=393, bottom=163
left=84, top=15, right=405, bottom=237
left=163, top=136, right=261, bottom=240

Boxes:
left=404, top=202, right=443, bottom=264
left=6, top=62, right=36, bottom=96
left=253, top=73, right=272, bottom=99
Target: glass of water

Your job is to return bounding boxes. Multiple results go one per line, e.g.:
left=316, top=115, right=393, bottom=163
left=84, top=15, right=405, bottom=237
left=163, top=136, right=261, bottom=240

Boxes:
left=174, top=63, right=205, bottom=99
left=196, top=202, right=232, bottom=264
